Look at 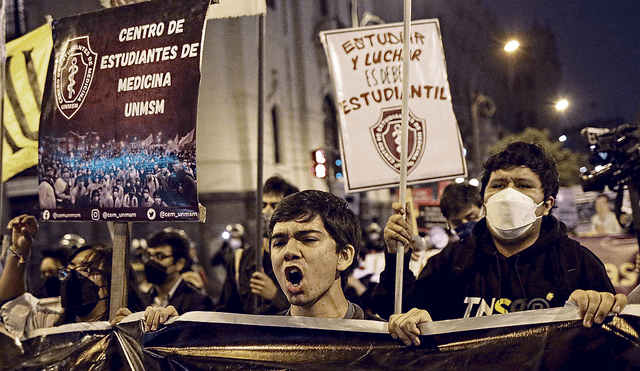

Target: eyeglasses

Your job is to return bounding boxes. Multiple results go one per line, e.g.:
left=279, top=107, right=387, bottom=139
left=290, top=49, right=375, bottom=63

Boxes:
left=57, top=265, right=102, bottom=280
left=141, top=251, right=173, bottom=261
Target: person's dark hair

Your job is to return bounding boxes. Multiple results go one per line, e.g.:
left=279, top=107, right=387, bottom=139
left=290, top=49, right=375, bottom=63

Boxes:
left=480, top=142, right=559, bottom=200
left=594, top=193, right=611, bottom=208
left=439, top=183, right=483, bottom=220
left=41, top=248, right=69, bottom=266
left=269, top=190, right=362, bottom=288
left=146, top=228, right=191, bottom=270
left=61, top=244, right=146, bottom=323
left=264, top=176, right=299, bottom=198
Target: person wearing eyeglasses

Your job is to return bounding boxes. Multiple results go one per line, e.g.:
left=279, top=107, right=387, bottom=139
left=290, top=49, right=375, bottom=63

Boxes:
left=139, top=228, right=214, bottom=315
left=0, top=215, right=114, bottom=339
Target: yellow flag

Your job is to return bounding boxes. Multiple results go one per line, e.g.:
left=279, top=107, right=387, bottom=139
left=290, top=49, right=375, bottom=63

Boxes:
left=2, top=24, right=52, bottom=182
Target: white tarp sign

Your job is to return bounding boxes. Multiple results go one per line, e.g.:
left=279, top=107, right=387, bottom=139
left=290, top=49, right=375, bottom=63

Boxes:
left=320, top=20, right=466, bottom=192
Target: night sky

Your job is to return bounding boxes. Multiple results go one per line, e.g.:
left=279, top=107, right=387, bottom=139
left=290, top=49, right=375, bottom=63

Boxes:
left=479, top=0, right=640, bottom=128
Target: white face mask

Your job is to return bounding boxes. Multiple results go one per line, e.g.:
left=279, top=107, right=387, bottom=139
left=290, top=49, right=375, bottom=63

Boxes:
left=485, top=188, right=545, bottom=240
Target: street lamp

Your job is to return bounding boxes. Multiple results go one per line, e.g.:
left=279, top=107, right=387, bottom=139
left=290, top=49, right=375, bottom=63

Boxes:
left=504, top=40, right=520, bottom=53
left=555, top=99, right=569, bottom=111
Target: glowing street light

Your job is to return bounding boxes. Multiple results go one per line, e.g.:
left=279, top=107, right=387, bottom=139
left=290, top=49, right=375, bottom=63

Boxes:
left=504, top=40, right=520, bottom=52
left=559, top=135, right=567, bottom=142
left=555, top=99, right=569, bottom=111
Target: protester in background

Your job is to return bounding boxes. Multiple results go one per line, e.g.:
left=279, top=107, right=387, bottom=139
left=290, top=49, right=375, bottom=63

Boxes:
left=39, top=165, right=57, bottom=209
left=168, top=159, right=197, bottom=206
left=113, top=186, right=124, bottom=208
left=140, top=187, right=154, bottom=207
left=123, top=186, right=138, bottom=207
left=375, top=142, right=626, bottom=346
left=591, top=193, right=622, bottom=235
left=141, top=228, right=214, bottom=314
left=410, top=182, right=485, bottom=275
left=0, top=216, right=111, bottom=339
left=210, top=224, right=246, bottom=274
left=153, top=193, right=168, bottom=208
left=54, top=166, right=74, bottom=208
left=439, top=182, right=484, bottom=241
left=269, top=190, right=382, bottom=320
left=216, top=176, right=298, bottom=314
left=39, top=248, right=69, bottom=298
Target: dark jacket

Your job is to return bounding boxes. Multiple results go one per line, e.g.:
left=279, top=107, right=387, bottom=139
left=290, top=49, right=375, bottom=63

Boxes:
left=147, top=279, right=214, bottom=314
left=215, top=247, right=289, bottom=315
left=372, top=215, right=615, bottom=321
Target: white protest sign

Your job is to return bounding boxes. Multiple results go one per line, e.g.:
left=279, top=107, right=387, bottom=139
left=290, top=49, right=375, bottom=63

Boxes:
left=320, top=20, right=466, bottom=192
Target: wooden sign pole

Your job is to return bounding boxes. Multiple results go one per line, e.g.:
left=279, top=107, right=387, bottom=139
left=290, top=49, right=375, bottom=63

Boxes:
left=109, top=222, right=130, bottom=320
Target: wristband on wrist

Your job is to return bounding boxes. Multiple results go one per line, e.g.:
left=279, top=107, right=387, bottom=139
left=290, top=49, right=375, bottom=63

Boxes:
left=9, top=246, right=28, bottom=265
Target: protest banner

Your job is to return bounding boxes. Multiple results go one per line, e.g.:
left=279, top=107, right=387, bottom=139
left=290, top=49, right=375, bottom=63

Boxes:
left=38, top=0, right=210, bottom=222
left=2, top=307, right=640, bottom=370
left=320, top=20, right=466, bottom=193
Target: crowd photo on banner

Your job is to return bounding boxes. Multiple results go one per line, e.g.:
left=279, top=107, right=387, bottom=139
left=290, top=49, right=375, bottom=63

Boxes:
left=1, top=0, right=640, bottom=370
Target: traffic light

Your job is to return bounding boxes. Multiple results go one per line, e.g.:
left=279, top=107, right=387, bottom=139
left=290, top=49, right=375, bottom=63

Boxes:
left=311, top=148, right=327, bottom=178
left=333, top=157, right=343, bottom=179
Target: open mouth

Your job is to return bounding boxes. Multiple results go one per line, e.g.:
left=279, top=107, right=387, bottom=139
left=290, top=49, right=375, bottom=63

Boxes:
left=285, top=266, right=303, bottom=294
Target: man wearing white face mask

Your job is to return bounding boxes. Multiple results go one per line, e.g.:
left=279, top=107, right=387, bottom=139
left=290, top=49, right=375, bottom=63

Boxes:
left=373, top=142, right=626, bottom=346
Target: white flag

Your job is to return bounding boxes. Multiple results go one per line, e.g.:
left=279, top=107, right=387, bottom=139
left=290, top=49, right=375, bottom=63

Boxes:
left=208, top=0, right=266, bottom=19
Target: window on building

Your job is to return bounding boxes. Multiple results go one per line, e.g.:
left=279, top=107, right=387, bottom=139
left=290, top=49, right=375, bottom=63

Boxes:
left=271, top=106, right=282, bottom=164
left=267, top=0, right=276, bottom=10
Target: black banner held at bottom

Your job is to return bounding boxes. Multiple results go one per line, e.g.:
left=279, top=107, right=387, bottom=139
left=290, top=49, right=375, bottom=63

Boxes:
left=2, top=307, right=640, bottom=370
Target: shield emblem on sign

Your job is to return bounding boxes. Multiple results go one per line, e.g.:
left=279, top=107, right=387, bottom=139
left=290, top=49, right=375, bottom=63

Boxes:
left=370, top=106, right=427, bottom=174
left=54, top=36, right=97, bottom=120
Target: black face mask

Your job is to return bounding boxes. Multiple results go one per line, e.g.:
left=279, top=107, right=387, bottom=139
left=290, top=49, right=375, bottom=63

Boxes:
left=144, top=260, right=169, bottom=285
left=60, top=273, right=103, bottom=318
left=44, top=276, right=61, bottom=297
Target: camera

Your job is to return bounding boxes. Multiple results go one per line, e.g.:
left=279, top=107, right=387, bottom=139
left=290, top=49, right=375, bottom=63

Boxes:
left=580, top=123, right=640, bottom=192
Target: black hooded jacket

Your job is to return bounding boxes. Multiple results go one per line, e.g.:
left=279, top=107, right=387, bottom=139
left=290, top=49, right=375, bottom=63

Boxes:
left=372, top=215, right=615, bottom=321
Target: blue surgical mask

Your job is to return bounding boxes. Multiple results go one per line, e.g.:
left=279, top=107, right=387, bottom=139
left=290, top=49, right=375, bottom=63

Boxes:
left=454, top=221, right=477, bottom=240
